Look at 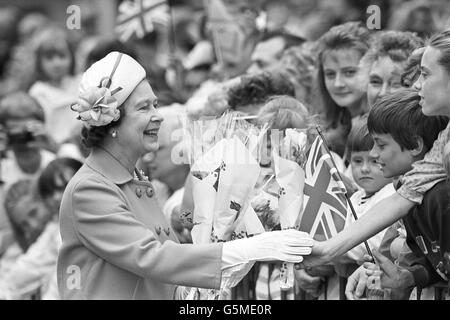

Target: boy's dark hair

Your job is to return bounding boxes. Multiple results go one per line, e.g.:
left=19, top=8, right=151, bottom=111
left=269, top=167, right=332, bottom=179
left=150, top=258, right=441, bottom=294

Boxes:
left=346, top=116, right=373, bottom=159
left=368, top=88, right=449, bottom=153
left=38, top=157, right=82, bottom=200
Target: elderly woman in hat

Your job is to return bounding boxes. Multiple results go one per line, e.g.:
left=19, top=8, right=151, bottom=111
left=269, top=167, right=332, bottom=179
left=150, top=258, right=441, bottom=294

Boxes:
left=58, top=52, right=313, bottom=300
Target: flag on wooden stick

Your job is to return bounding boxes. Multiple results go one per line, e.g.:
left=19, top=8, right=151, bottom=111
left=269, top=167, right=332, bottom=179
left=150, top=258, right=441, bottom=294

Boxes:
left=299, top=136, right=348, bottom=240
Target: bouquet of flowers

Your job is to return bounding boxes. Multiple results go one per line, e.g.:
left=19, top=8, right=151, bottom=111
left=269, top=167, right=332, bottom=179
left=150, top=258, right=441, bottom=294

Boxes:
left=272, top=129, right=310, bottom=290
left=183, top=112, right=267, bottom=299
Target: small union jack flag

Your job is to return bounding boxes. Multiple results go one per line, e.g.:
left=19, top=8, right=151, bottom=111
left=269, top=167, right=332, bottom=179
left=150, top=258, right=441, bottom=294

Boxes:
left=298, top=136, right=348, bottom=240
left=115, top=0, right=169, bottom=42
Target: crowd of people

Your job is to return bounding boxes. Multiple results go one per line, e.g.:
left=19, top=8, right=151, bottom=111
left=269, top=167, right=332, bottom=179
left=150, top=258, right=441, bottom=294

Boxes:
left=1, top=0, right=450, bottom=300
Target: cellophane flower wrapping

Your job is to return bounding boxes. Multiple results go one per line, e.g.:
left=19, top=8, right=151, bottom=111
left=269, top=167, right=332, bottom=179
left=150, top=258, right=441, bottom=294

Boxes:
left=272, top=129, right=309, bottom=290
left=183, top=112, right=267, bottom=299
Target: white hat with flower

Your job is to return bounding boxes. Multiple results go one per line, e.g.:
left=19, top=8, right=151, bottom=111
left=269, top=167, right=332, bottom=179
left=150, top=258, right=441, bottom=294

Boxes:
left=71, top=51, right=146, bottom=127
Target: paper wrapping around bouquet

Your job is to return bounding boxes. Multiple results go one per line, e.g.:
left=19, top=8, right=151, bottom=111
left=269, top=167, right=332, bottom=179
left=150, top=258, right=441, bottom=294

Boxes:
left=211, top=136, right=260, bottom=242
left=190, top=139, right=227, bottom=244
left=272, top=148, right=306, bottom=291
left=231, top=205, right=265, bottom=239
left=272, top=151, right=305, bottom=229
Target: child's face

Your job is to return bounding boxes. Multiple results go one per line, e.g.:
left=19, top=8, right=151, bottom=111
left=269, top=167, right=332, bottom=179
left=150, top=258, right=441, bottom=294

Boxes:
left=41, top=45, right=71, bottom=83
left=370, top=133, right=415, bottom=178
left=351, top=151, right=392, bottom=195
left=322, top=48, right=368, bottom=109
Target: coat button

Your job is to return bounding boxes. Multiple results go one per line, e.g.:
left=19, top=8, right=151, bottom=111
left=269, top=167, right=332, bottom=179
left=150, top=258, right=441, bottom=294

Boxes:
left=163, top=228, right=170, bottom=236
left=135, top=188, right=142, bottom=198
left=146, top=187, right=154, bottom=198
left=155, top=226, right=161, bottom=235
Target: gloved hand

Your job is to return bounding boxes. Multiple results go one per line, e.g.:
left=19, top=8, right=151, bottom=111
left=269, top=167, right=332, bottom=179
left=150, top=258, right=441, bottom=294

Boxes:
left=222, top=229, right=313, bottom=269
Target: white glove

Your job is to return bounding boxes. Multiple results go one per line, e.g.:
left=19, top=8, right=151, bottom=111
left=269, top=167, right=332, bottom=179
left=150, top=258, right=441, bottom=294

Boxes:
left=222, top=229, right=313, bottom=269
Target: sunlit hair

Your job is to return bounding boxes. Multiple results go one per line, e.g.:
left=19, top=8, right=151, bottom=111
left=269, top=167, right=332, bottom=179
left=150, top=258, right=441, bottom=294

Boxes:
left=316, top=21, right=371, bottom=129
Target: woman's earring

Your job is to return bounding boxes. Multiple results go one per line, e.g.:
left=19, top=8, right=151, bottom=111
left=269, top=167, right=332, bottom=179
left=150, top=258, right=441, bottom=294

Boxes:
left=111, top=129, right=117, bottom=138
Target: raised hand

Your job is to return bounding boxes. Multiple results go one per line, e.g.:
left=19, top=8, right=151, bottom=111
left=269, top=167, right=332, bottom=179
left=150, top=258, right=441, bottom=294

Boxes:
left=363, top=249, right=415, bottom=291
left=345, top=264, right=369, bottom=300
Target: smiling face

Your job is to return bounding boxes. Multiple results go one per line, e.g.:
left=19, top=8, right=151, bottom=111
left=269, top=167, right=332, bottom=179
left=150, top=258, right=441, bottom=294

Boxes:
left=115, top=80, right=163, bottom=158
left=369, top=133, right=415, bottom=179
left=367, top=56, right=404, bottom=108
left=322, top=48, right=368, bottom=111
left=350, top=150, right=392, bottom=196
left=413, top=46, right=450, bottom=116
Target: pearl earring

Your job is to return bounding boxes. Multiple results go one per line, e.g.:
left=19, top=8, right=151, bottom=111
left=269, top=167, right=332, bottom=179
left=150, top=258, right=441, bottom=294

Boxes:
left=111, top=129, right=117, bottom=138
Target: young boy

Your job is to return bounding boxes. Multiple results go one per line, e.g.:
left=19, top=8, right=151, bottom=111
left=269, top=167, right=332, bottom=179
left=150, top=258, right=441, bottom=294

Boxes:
left=296, top=118, right=395, bottom=299
left=345, top=88, right=449, bottom=299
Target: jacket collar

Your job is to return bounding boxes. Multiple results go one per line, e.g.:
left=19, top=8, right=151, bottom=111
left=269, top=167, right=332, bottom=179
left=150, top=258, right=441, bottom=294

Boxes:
left=85, top=147, right=134, bottom=185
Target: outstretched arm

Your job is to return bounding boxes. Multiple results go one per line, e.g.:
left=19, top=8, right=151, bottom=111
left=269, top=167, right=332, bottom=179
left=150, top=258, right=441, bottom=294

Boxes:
left=302, top=192, right=415, bottom=267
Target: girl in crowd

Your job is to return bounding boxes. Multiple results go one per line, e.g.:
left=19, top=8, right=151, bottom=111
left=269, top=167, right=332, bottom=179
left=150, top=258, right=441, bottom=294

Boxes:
left=28, top=26, right=81, bottom=145
left=315, top=21, right=372, bottom=158
left=363, top=30, right=423, bottom=108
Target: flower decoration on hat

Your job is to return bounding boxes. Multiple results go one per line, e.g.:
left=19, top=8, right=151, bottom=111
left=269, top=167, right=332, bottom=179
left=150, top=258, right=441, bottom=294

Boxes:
left=71, top=85, right=122, bottom=127
left=71, top=52, right=126, bottom=127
